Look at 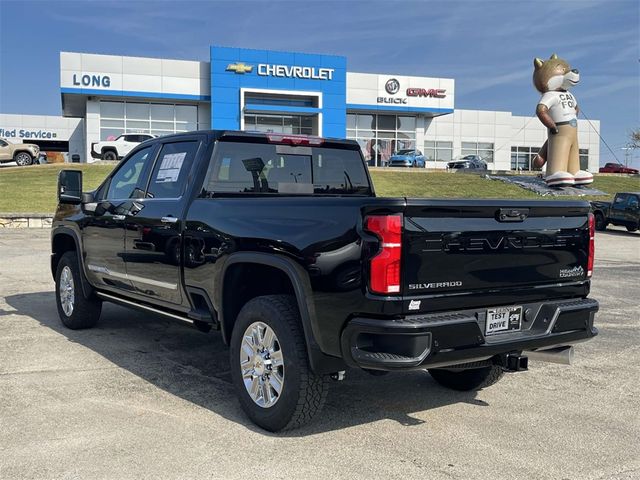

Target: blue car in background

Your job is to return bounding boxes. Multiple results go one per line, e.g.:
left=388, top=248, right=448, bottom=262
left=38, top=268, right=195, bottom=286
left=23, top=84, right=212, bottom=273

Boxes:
left=388, top=149, right=426, bottom=168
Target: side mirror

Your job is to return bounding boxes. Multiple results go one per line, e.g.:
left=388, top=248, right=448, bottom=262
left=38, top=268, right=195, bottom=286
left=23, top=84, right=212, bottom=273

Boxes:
left=58, top=170, right=83, bottom=204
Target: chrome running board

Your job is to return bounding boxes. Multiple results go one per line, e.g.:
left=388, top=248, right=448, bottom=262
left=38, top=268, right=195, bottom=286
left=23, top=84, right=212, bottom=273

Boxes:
left=96, top=291, right=194, bottom=325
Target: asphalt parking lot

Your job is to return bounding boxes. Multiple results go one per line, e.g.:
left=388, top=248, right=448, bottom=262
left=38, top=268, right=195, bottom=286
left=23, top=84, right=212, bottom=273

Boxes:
left=1, top=228, right=638, bottom=480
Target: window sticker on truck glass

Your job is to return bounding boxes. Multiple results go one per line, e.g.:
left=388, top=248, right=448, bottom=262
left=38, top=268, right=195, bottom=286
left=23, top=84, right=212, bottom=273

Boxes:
left=155, top=152, right=186, bottom=183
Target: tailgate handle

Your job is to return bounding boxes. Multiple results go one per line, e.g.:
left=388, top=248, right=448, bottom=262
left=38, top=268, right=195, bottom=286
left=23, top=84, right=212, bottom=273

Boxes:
left=497, top=208, right=529, bottom=222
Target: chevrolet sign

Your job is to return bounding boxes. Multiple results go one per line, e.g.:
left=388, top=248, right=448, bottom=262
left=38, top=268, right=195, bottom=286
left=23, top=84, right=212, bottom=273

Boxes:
left=257, top=64, right=334, bottom=80
left=226, top=63, right=254, bottom=74
left=225, top=61, right=335, bottom=80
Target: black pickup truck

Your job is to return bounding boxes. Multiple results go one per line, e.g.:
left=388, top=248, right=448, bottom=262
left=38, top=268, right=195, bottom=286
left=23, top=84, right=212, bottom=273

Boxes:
left=591, top=192, right=640, bottom=232
left=52, top=131, right=599, bottom=431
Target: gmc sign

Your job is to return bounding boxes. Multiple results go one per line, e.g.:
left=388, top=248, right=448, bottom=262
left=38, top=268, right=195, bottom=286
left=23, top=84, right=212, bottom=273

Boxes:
left=406, top=88, right=446, bottom=98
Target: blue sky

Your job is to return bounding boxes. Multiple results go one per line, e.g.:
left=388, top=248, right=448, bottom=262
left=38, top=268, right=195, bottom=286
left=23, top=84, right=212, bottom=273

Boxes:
left=1, top=0, right=638, bottom=166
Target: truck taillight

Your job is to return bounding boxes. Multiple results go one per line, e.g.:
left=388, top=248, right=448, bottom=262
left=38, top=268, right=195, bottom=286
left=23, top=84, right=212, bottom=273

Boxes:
left=587, top=212, right=595, bottom=277
left=365, top=214, right=402, bottom=294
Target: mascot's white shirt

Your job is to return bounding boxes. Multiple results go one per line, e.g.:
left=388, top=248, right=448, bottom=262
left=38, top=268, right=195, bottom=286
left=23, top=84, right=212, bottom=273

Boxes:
left=538, top=91, right=578, bottom=123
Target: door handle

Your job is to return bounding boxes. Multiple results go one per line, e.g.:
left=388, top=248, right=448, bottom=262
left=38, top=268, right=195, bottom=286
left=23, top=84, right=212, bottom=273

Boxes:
left=112, top=214, right=126, bottom=221
left=161, top=216, right=178, bottom=224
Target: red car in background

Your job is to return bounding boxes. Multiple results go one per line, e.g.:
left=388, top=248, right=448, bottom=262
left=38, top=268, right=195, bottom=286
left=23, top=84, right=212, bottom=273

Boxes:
left=599, top=163, right=639, bottom=174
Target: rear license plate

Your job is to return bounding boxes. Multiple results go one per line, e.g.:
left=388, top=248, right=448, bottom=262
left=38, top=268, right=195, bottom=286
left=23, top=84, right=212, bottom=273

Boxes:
left=485, top=306, right=522, bottom=335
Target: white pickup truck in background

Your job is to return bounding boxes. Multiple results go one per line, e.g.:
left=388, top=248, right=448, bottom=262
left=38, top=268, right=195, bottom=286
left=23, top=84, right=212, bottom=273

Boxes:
left=91, top=133, right=156, bottom=161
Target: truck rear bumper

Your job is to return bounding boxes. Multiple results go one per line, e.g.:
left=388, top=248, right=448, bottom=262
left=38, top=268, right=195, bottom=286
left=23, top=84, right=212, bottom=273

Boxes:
left=340, top=298, right=598, bottom=371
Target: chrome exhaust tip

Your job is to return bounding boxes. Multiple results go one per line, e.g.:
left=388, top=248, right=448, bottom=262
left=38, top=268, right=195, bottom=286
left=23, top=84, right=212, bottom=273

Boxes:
left=525, top=346, right=574, bottom=365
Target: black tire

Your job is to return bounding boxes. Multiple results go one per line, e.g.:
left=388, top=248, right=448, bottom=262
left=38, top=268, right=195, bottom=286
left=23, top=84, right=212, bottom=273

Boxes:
left=229, top=295, right=329, bottom=432
left=55, top=251, right=102, bottom=329
left=626, top=225, right=638, bottom=232
left=102, top=150, right=117, bottom=161
left=594, top=212, right=607, bottom=231
left=14, top=151, right=33, bottom=166
left=428, top=365, right=504, bottom=391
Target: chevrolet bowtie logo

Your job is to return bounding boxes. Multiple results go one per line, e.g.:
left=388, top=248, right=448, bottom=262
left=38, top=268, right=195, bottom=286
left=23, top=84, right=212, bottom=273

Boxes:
left=226, top=62, right=253, bottom=74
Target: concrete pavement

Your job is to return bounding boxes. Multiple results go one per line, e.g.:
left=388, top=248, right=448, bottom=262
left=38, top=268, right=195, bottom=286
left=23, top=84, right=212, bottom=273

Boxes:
left=0, top=228, right=638, bottom=479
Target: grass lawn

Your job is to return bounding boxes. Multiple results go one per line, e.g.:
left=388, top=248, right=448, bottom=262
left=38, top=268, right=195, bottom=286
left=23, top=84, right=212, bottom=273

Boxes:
left=0, top=164, right=115, bottom=213
left=0, top=163, right=638, bottom=214
left=371, top=170, right=640, bottom=200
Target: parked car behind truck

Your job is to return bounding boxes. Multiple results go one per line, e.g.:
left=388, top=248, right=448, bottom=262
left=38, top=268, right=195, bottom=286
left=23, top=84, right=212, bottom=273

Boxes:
left=598, top=163, right=639, bottom=174
left=447, top=154, right=488, bottom=171
left=388, top=149, right=425, bottom=168
left=0, top=138, right=40, bottom=166
left=91, top=133, right=156, bottom=160
left=52, top=130, right=599, bottom=431
left=591, top=192, right=640, bottom=232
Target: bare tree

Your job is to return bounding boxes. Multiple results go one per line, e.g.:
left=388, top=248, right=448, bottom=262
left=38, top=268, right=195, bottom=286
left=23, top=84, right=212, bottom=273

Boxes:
left=621, top=128, right=640, bottom=167
left=629, top=128, right=640, bottom=149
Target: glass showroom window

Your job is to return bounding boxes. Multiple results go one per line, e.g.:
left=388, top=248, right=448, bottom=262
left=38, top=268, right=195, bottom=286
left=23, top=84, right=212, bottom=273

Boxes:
left=99, top=101, right=198, bottom=140
left=579, top=149, right=589, bottom=170
left=511, top=146, right=543, bottom=171
left=424, top=140, right=453, bottom=163
left=346, top=114, right=416, bottom=166
left=244, top=114, right=314, bottom=135
left=462, top=141, right=494, bottom=164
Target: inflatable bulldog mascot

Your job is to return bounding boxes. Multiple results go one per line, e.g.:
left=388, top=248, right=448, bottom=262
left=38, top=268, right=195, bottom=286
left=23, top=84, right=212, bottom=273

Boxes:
left=532, top=54, right=593, bottom=187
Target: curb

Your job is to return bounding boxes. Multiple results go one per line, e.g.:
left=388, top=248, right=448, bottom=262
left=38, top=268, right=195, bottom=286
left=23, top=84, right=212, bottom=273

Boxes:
left=0, top=213, right=53, bottom=229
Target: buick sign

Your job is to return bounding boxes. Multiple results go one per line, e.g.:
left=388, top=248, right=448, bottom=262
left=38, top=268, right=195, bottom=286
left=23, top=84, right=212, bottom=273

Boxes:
left=385, top=78, right=400, bottom=94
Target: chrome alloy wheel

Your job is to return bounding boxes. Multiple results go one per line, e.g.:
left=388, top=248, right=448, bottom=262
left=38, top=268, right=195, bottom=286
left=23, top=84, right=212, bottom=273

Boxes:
left=240, top=321, right=285, bottom=408
left=59, top=265, right=75, bottom=317
left=15, top=152, right=31, bottom=166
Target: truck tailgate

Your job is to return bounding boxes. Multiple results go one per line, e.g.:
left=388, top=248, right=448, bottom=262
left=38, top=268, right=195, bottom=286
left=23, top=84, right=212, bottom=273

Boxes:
left=402, top=200, right=591, bottom=311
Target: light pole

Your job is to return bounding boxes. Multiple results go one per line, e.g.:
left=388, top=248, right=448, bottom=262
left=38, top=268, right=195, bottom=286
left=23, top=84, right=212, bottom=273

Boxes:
left=621, top=147, right=632, bottom=168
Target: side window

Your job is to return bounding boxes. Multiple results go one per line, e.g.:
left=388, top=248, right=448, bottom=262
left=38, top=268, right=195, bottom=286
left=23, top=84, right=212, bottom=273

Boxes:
left=614, top=194, right=627, bottom=206
left=146, top=141, right=198, bottom=199
left=0, top=140, right=7, bottom=147
left=106, top=146, right=155, bottom=200
left=628, top=196, right=639, bottom=209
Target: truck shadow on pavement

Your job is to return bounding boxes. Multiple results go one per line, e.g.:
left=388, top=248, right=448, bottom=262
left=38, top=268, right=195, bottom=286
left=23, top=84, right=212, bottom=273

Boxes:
left=6, top=291, right=489, bottom=436
left=597, top=229, right=639, bottom=238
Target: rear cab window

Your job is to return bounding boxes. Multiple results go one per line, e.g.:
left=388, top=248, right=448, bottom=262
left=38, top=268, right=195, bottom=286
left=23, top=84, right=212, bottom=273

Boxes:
left=205, top=139, right=372, bottom=196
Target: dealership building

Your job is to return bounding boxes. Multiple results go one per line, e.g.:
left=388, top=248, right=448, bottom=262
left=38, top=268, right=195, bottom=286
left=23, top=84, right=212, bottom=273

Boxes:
left=0, top=46, right=600, bottom=171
